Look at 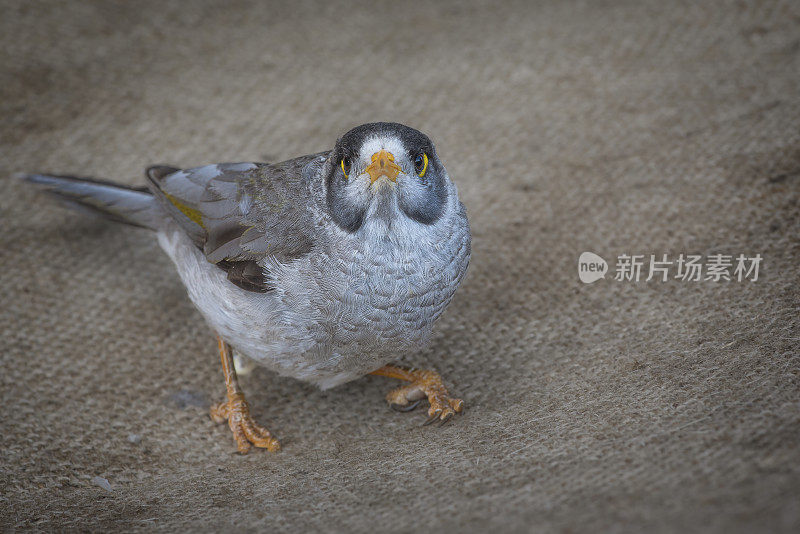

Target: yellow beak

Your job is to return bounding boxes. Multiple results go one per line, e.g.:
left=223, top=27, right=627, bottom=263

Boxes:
left=365, top=150, right=401, bottom=183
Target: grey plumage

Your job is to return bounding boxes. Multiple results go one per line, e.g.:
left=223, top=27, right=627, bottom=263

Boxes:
left=144, top=158, right=323, bottom=292
left=18, top=122, right=471, bottom=389
left=19, top=173, right=159, bottom=229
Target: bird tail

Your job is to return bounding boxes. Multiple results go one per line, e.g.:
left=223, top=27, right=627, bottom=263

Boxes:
left=16, top=173, right=160, bottom=230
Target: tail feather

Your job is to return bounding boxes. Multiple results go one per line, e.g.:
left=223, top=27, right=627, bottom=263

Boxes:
left=16, top=173, right=160, bottom=230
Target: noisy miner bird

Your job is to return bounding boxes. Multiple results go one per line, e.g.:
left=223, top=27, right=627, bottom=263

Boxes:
left=19, top=122, right=471, bottom=453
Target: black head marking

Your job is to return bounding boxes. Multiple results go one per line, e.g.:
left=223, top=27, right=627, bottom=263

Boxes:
left=338, top=122, right=434, bottom=155
left=325, top=141, right=365, bottom=232
left=325, top=122, right=448, bottom=232
left=397, top=164, right=448, bottom=225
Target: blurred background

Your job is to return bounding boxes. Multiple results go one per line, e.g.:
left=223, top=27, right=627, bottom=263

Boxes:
left=2, top=1, right=799, bottom=531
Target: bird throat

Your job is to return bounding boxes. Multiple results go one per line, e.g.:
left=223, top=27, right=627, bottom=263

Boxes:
left=369, top=188, right=398, bottom=230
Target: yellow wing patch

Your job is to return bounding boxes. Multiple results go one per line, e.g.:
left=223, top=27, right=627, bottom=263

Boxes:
left=165, top=193, right=206, bottom=229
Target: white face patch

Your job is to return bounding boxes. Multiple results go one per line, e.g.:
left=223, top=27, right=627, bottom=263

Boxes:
left=358, top=135, right=408, bottom=170
left=396, top=170, right=428, bottom=204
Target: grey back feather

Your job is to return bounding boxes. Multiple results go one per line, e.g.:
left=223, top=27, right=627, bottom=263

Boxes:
left=146, top=155, right=328, bottom=292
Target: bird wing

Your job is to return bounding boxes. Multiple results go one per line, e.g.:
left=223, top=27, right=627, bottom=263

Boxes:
left=146, top=153, right=328, bottom=292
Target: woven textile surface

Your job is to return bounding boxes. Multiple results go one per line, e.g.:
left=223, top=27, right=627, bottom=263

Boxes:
left=1, top=1, right=799, bottom=531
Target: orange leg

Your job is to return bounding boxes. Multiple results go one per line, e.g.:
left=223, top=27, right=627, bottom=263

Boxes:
left=370, top=365, right=464, bottom=426
left=209, top=336, right=279, bottom=453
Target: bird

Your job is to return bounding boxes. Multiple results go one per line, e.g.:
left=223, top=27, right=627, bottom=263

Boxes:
left=18, top=122, right=471, bottom=453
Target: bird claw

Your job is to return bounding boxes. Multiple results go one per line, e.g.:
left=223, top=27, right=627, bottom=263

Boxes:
left=438, top=411, right=455, bottom=427
left=210, top=392, right=280, bottom=453
left=391, top=399, right=422, bottom=412
left=382, top=368, right=464, bottom=428
left=423, top=411, right=442, bottom=426
left=422, top=408, right=457, bottom=427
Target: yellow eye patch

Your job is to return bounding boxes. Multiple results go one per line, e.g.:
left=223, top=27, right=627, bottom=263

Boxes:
left=340, top=158, right=349, bottom=179
left=417, top=153, right=429, bottom=177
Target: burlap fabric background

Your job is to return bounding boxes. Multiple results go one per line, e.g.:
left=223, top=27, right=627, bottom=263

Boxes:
left=2, top=1, right=799, bottom=531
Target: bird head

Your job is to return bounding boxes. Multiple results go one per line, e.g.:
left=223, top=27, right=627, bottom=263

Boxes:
left=325, top=122, right=450, bottom=233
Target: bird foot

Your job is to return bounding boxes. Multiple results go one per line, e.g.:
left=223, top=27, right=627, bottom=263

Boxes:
left=374, top=366, right=464, bottom=426
left=210, top=392, right=280, bottom=453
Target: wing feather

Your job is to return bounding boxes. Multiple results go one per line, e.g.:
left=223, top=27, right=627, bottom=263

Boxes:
left=146, top=153, right=328, bottom=292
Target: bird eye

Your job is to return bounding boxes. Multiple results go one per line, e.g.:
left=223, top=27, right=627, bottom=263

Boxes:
left=341, top=156, right=351, bottom=178
left=414, top=152, right=428, bottom=177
